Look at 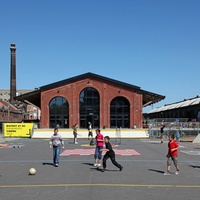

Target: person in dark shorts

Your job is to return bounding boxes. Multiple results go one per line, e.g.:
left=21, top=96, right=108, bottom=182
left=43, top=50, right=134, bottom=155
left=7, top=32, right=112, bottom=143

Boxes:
left=160, top=120, right=165, bottom=143
left=101, top=136, right=123, bottom=172
left=73, top=124, right=78, bottom=144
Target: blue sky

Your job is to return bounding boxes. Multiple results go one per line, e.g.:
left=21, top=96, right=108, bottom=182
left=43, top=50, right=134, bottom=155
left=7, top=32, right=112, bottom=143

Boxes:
left=0, top=0, right=200, bottom=113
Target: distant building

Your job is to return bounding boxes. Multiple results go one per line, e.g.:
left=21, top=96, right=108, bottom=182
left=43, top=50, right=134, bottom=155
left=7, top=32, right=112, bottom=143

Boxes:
left=0, top=89, right=33, bottom=101
left=0, top=90, right=41, bottom=129
left=0, top=100, right=23, bottom=133
left=25, top=100, right=41, bottom=121
left=147, top=95, right=200, bottom=122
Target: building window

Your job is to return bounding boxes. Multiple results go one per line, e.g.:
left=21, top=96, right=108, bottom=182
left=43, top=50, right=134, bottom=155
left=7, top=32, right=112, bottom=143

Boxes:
left=80, top=87, right=100, bottom=128
left=110, top=96, right=130, bottom=128
left=49, top=96, right=69, bottom=128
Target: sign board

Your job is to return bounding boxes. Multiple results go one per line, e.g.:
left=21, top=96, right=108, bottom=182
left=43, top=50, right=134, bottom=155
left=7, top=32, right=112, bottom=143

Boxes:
left=3, top=123, right=34, bottom=138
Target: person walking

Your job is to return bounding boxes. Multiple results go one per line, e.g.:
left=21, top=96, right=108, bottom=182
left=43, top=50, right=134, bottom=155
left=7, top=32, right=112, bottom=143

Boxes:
left=164, top=134, right=180, bottom=175
left=101, top=136, right=123, bottom=172
left=88, top=122, right=93, bottom=140
left=94, top=129, right=104, bottom=167
left=73, top=124, right=78, bottom=144
left=49, top=128, right=64, bottom=167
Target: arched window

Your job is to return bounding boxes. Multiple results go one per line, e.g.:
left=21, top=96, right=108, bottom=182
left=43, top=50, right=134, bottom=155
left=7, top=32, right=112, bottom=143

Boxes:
left=49, top=96, right=69, bottom=128
left=80, top=87, right=100, bottom=128
left=110, top=97, right=130, bottom=128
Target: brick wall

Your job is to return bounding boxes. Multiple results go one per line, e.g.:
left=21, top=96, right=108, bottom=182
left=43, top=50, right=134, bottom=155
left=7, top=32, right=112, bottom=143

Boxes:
left=0, top=111, right=23, bottom=122
left=40, top=77, right=142, bottom=128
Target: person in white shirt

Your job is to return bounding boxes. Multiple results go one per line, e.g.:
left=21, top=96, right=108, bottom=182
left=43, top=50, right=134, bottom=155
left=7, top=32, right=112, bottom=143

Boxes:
left=49, top=128, right=64, bottom=167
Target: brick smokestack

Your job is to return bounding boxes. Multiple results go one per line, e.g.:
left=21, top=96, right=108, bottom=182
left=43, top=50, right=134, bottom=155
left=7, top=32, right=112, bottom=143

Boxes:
left=10, top=43, right=16, bottom=104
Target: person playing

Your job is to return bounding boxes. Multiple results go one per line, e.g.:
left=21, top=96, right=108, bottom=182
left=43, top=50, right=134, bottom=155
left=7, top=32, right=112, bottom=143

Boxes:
left=88, top=122, right=93, bottom=140
left=49, top=128, right=64, bottom=167
left=160, top=120, right=165, bottom=143
left=94, top=129, right=104, bottom=167
left=101, top=136, right=123, bottom=172
left=73, top=124, right=78, bottom=144
left=164, top=134, right=180, bottom=175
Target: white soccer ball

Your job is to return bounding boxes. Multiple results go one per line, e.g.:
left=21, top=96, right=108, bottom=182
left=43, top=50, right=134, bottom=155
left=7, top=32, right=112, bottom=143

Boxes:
left=29, top=168, right=36, bottom=175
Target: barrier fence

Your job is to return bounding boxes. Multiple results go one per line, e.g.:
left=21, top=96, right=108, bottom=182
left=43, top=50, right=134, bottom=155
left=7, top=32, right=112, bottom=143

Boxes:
left=148, top=118, right=200, bottom=139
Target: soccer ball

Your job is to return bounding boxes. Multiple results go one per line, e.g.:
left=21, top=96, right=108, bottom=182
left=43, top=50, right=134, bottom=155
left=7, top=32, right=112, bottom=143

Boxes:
left=29, top=168, right=36, bottom=175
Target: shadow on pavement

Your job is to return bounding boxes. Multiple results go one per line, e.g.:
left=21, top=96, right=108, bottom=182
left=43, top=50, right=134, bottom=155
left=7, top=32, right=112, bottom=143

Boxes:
left=148, top=168, right=165, bottom=174
left=189, top=165, right=200, bottom=169
left=42, top=162, right=54, bottom=166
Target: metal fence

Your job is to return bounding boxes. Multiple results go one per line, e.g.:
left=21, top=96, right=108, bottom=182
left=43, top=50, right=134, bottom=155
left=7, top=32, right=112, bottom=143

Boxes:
left=148, top=118, right=200, bottom=139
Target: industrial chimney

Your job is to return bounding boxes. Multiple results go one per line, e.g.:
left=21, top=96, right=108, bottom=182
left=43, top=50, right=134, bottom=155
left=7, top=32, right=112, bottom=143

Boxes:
left=10, top=43, right=16, bottom=104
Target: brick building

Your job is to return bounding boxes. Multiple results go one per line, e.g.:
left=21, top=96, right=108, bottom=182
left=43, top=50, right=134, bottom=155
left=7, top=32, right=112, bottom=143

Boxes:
left=0, top=100, right=23, bottom=133
left=0, top=100, right=23, bottom=122
left=16, top=73, right=164, bottom=129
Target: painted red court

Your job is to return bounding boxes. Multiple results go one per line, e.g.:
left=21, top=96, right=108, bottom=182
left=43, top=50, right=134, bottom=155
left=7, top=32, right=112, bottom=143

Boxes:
left=61, top=149, right=140, bottom=156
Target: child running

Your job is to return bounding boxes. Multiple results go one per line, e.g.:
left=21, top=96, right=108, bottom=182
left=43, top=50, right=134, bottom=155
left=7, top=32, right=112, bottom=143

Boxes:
left=101, top=136, right=123, bottom=172
left=164, top=134, right=179, bottom=175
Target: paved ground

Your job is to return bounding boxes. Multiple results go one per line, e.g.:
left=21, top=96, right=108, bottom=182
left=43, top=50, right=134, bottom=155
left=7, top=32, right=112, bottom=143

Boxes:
left=0, top=135, right=200, bottom=200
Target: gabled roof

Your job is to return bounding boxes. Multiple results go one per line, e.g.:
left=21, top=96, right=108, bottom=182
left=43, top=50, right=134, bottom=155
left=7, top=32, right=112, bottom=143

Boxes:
left=40, top=72, right=141, bottom=91
left=15, top=72, right=165, bottom=107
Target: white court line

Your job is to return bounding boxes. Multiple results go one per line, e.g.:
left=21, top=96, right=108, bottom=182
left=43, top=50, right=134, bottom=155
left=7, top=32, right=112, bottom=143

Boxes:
left=181, top=150, right=200, bottom=155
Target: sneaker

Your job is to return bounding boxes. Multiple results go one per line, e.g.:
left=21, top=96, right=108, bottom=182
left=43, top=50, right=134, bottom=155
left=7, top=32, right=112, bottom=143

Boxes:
left=175, top=171, right=179, bottom=175
left=101, top=168, right=105, bottom=172
left=119, top=166, right=123, bottom=171
left=94, top=163, right=98, bottom=167
left=75, top=142, right=78, bottom=144
left=97, top=163, right=101, bottom=167
left=55, top=164, right=59, bottom=167
left=164, top=171, right=170, bottom=175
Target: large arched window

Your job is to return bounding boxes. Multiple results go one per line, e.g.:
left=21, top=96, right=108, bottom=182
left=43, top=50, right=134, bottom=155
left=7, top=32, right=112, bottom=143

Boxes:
left=110, top=97, right=130, bottom=128
left=49, top=96, right=69, bottom=128
left=80, top=87, right=100, bottom=128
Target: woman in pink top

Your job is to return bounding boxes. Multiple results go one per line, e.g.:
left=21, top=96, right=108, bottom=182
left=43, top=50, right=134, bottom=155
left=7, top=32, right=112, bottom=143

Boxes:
left=94, top=129, right=104, bottom=167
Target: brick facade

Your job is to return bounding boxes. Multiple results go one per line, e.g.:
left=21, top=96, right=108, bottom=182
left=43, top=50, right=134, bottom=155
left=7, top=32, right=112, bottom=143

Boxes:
left=0, top=111, right=23, bottom=123
left=40, top=77, right=143, bottom=129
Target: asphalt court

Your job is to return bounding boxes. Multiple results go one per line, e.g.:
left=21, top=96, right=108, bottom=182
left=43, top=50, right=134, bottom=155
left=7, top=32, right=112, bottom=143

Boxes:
left=0, top=137, right=200, bottom=200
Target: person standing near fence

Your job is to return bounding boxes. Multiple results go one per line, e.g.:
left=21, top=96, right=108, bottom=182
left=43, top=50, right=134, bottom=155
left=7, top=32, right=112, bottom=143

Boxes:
left=160, top=120, right=165, bottom=143
left=175, top=130, right=180, bottom=143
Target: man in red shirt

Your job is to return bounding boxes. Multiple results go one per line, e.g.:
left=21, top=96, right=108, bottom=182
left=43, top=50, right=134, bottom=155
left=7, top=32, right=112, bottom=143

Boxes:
left=164, top=134, right=180, bottom=175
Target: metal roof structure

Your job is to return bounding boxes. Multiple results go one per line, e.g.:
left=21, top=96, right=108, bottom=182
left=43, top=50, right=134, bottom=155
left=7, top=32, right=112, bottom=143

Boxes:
left=148, top=95, right=200, bottom=114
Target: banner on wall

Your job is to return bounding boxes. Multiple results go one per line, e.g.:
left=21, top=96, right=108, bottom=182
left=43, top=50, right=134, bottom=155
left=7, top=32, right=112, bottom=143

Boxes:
left=3, top=123, right=34, bottom=138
